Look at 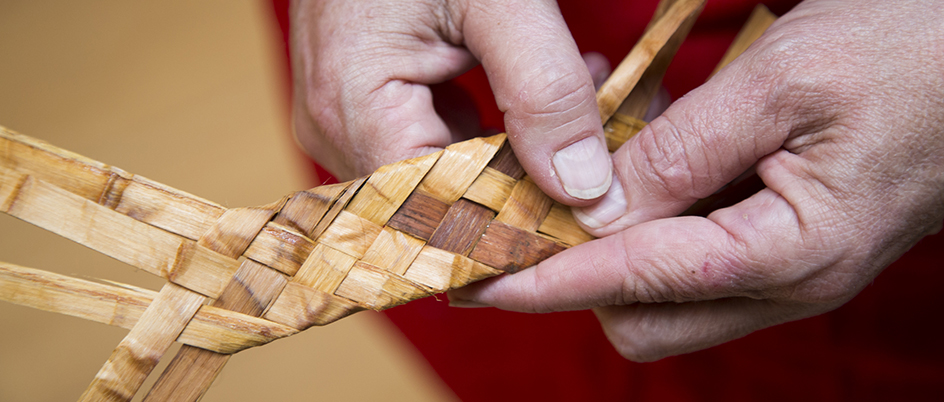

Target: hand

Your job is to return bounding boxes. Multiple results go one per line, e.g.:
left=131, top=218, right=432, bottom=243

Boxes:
left=291, top=0, right=612, bottom=204
left=450, top=0, right=944, bottom=361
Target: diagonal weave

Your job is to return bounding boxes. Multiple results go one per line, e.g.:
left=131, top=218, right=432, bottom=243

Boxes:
left=0, top=126, right=595, bottom=399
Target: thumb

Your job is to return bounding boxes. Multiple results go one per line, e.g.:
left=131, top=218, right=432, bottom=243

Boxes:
left=571, top=48, right=796, bottom=235
left=460, top=0, right=612, bottom=204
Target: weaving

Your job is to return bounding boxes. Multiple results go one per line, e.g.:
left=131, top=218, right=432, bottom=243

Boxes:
left=0, top=0, right=774, bottom=399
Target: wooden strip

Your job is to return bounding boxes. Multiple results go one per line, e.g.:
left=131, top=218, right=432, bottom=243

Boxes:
left=334, top=261, right=432, bottom=310
left=178, top=305, right=297, bottom=354
left=403, top=246, right=502, bottom=292
left=0, top=167, right=29, bottom=213
left=308, top=177, right=365, bottom=240
left=6, top=175, right=181, bottom=279
left=462, top=167, right=516, bottom=212
left=345, top=150, right=441, bottom=226
left=316, top=210, right=383, bottom=258
left=292, top=242, right=358, bottom=293
left=469, top=221, right=569, bottom=273
left=197, top=198, right=287, bottom=259
left=0, top=262, right=296, bottom=354
left=0, top=261, right=152, bottom=330
left=115, top=176, right=225, bottom=241
left=1, top=126, right=120, bottom=203
left=486, top=139, right=525, bottom=180
left=146, top=260, right=288, bottom=401
left=385, top=190, right=450, bottom=241
left=495, top=177, right=554, bottom=232
left=213, top=260, right=287, bottom=314
left=612, top=0, right=703, bottom=121
left=604, top=114, right=648, bottom=152
left=143, top=351, right=228, bottom=402
left=361, top=226, right=426, bottom=275
left=416, top=134, right=505, bottom=203
left=710, top=4, right=776, bottom=79
left=263, top=282, right=363, bottom=329
left=243, top=222, right=315, bottom=276
left=97, top=170, right=133, bottom=209
left=537, top=202, right=595, bottom=247
left=166, top=242, right=240, bottom=298
left=80, top=282, right=205, bottom=402
left=273, top=182, right=348, bottom=238
left=595, top=0, right=705, bottom=123
left=6, top=170, right=240, bottom=298
left=427, top=198, right=495, bottom=256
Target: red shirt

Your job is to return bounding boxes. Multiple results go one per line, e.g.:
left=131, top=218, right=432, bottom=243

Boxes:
left=272, top=1, right=944, bottom=400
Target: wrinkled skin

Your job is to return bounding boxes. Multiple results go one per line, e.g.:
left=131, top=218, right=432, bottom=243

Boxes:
left=293, top=0, right=944, bottom=362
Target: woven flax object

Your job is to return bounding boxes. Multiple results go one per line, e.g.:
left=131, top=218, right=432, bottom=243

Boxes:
left=0, top=0, right=775, bottom=399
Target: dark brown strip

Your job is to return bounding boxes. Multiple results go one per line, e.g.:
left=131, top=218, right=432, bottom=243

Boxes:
left=386, top=190, right=449, bottom=241
left=427, top=199, right=495, bottom=256
left=469, top=221, right=568, bottom=273
left=486, top=141, right=525, bottom=180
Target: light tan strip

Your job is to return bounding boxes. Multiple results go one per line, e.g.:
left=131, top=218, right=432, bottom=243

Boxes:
left=595, top=0, right=705, bottom=123
left=403, top=246, right=502, bottom=292
left=0, top=262, right=296, bottom=354
left=334, top=262, right=432, bottom=310
left=416, top=134, right=505, bottom=204
left=6, top=174, right=182, bottom=278
left=361, top=226, right=426, bottom=275
left=293, top=242, right=358, bottom=293
left=263, top=282, right=363, bottom=330
left=4, top=173, right=237, bottom=297
left=166, top=242, right=240, bottom=298
left=80, top=282, right=205, bottom=402
left=115, top=176, right=225, bottom=240
left=462, top=167, right=516, bottom=212
left=537, top=202, right=595, bottom=247
left=1, top=126, right=118, bottom=203
left=604, top=114, right=648, bottom=152
left=243, top=222, right=316, bottom=276
left=0, top=261, right=151, bottom=329
left=495, top=177, right=554, bottom=232
left=345, top=150, right=442, bottom=226
left=198, top=198, right=287, bottom=259
left=180, top=305, right=297, bottom=354
left=316, top=210, right=383, bottom=259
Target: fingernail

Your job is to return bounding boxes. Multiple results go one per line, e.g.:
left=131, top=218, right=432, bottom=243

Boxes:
left=572, top=176, right=626, bottom=229
left=448, top=299, right=491, bottom=308
left=553, top=137, right=612, bottom=199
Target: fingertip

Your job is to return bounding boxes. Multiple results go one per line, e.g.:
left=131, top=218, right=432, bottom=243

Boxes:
left=572, top=175, right=628, bottom=232
left=552, top=136, right=613, bottom=200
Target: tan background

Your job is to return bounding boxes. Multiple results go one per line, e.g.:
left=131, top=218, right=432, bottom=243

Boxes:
left=0, top=1, right=456, bottom=401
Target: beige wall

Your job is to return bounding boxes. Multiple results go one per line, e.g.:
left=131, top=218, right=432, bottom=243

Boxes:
left=0, top=1, right=455, bottom=401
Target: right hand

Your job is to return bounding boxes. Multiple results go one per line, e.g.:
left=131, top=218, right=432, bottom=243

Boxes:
left=291, top=0, right=612, bottom=205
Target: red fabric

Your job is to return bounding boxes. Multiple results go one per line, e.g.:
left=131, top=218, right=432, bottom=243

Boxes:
left=270, top=1, right=944, bottom=400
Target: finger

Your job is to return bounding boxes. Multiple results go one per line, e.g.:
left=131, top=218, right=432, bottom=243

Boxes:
left=293, top=0, right=478, bottom=179
left=449, top=184, right=837, bottom=313
left=592, top=298, right=807, bottom=362
left=569, top=39, right=796, bottom=234
left=458, top=0, right=612, bottom=203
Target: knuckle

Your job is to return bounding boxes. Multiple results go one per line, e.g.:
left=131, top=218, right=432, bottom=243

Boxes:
left=504, top=64, right=597, bottom=135
left=634, top=115, right=715, bottom=201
